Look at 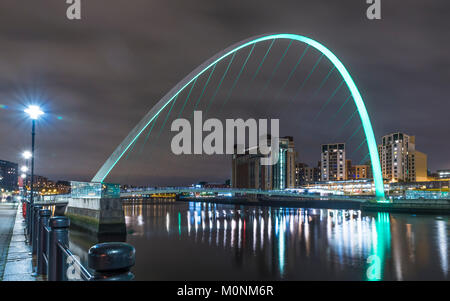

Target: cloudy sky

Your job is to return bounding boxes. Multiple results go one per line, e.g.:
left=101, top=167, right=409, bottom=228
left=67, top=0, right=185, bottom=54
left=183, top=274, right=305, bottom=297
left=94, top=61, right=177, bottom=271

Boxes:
left=0, top=0, right=448, bottom=185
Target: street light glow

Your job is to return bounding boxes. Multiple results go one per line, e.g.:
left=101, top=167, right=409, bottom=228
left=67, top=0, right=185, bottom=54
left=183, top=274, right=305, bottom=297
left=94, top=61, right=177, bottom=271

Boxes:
left=21, top=173, right=27, bottom=179
left=20, top=165, right=28, bottom=173
left=24, top=105, right=44, bottom=120
left=22, top=151, right=32, bottom=159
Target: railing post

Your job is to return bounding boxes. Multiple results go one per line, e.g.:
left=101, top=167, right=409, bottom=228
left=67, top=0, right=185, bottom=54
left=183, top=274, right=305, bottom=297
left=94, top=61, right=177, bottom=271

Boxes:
left=30, top=204, right=35, bottom=245
left=25, top=201, right=28, bottom=232
left=48, top=216, right=70, bottom=281
left=32, top=205, right=42, bottom=254
left=37, top=209, right=51, bottom=275
left=30, top=204, right=37, bottom=243
left=26, top=201, right=32, bottom=237
left=88, top=243, right=135, bottom=281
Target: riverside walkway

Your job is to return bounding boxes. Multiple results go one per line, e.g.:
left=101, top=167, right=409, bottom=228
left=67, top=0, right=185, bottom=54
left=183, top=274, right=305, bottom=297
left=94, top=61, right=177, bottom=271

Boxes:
left=0, top=203, right=40, bottom=281
left=0, top=203, right=17, bottom=280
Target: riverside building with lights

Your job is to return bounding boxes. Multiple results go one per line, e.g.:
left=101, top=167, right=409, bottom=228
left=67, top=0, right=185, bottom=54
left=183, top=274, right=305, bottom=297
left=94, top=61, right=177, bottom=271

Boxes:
left=24, top=175, right=71, bottom=195
left=321, top=143, right=346, bottom=181
left=231, top=136, right=296, bottom=190
left=0, top=159, right=18, bottom=193
left=437, top=169, right=450, bottom=179
left=378, top=132, right=428, bottom=182
left=295, top=162, right=321, bottom=186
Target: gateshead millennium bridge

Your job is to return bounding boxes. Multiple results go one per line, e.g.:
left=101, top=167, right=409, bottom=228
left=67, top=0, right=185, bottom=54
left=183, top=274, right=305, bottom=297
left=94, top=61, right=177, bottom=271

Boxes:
left=90, top=33, right=386, bottom=202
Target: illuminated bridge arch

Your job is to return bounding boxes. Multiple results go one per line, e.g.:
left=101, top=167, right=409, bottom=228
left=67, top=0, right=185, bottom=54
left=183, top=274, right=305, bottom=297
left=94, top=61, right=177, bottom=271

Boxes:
left=92, top=33, right=386, bottom=201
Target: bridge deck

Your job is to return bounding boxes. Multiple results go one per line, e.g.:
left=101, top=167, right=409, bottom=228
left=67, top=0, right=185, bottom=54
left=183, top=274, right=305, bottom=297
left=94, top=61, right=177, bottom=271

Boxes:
left=121, top=187, right=371, bottom=202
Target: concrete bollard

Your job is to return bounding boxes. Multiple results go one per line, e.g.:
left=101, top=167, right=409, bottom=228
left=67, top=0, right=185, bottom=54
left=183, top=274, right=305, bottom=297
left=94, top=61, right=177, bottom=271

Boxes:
left=37, top=209, right=51, bottom=275
left=48, top=216, right=70, bottom=281
left=88, top=242, right=135, bottom=281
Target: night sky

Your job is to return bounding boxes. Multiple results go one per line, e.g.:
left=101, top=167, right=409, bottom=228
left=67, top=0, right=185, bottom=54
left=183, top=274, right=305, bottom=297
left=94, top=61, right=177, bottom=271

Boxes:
left=0, top=0, right=449, bottom=186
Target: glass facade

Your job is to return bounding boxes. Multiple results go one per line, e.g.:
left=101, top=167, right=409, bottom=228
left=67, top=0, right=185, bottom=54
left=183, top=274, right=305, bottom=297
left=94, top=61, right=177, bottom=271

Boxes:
left=405, top=190, right=449, bottom=200
left=273, top=142, right=289, bottom=190
left=70, top=181, right=120, bottom=199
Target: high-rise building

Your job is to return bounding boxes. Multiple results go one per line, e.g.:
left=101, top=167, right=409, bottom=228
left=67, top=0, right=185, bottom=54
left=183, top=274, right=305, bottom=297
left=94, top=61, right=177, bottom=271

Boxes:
left=378, top=133, right=410, bottom=182
left=378, top=132, right=427, bottom=182
left=231, top=136, right=296, bottom=190
left=321, top=143, right=346, bottom=181
left=0, top=159, right=18, bottom=192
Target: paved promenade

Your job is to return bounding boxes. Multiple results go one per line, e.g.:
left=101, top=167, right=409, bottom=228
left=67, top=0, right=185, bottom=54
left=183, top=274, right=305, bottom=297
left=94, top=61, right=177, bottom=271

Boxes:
left=1, top=203, right=41, bottom=281
left=0, top=203, right=17, bottom=280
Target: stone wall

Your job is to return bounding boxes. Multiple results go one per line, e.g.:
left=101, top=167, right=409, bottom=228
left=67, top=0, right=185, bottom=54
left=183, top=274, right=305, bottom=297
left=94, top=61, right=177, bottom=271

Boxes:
left=65, top=197, right=126, bottom=235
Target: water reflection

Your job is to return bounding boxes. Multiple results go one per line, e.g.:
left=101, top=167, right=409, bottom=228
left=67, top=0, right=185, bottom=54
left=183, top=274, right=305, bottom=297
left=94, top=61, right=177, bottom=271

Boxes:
left=437, top=220, right=448, bottom=276
left=70, top=201, right=449, bottom=280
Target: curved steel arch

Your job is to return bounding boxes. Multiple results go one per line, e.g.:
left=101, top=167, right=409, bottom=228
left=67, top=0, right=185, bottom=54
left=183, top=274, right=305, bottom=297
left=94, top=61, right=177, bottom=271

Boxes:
left=92, top=33, right=386, bottom=201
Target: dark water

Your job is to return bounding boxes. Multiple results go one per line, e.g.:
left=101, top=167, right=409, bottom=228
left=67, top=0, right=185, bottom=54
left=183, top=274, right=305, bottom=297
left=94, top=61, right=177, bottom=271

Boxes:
left=69, top=201, right=450, bottom=280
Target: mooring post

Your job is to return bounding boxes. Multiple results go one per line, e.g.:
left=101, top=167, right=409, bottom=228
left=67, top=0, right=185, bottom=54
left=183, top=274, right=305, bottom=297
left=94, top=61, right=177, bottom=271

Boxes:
left=48, top=216, right=70, bottom=281
left=88, top=242, right=135, bottom=281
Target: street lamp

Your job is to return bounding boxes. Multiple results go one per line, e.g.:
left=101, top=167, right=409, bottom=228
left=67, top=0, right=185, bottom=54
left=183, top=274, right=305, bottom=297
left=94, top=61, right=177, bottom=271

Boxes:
left=24, top=105, right=44, bottom=120
left=20, top=165, right=29, bottom=173
left=24, top=105, right=44, bottom=205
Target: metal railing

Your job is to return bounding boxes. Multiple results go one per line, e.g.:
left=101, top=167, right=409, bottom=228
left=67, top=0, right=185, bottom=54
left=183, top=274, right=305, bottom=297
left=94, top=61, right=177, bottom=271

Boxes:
left=24, top=200, right=136, bottom=281
left=35, top=194, right=71, bottom=205
left=57, top=242, right=93, bottom=280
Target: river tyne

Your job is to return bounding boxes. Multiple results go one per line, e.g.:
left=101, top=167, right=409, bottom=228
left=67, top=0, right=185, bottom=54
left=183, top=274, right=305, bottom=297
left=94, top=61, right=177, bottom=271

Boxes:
left=68, top=201, right=449, bottom=280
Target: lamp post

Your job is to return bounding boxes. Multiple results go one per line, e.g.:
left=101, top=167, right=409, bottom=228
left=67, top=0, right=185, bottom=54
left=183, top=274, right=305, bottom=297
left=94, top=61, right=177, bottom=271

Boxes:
left=24, top=105, right=44, bottom=205
left=21, top=151, right=32, bottom=203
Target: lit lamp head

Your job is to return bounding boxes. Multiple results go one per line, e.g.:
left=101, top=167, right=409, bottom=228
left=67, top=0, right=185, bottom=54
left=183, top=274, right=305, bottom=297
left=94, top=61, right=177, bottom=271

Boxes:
left=21, top=174, right=27, bottom=179
left=20, top=166, right=28, bottom=173
left=24, top=105, right=44, bottom=120
left=22, top=151, right=32, bottom=159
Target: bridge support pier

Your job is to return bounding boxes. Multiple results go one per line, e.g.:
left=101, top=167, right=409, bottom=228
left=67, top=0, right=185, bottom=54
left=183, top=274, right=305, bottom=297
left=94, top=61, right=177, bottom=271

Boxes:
left=65, top=182, right=126, bottom=236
